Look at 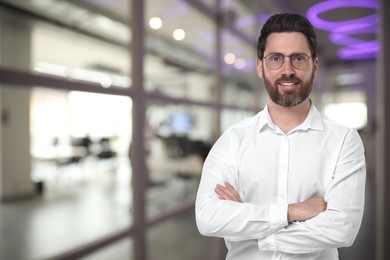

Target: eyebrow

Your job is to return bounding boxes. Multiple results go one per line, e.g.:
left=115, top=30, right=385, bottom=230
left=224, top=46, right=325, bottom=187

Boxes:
left=266, top=52, right=308, bottom=56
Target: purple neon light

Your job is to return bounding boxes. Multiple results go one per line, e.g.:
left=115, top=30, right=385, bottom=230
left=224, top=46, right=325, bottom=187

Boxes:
left=306, top=0, right=378, bottom=60
left=306, top=1, right=378, bottom=31
left=339, top=41, right=379, bottom=60
left=329, top=23, right=377, bottom=45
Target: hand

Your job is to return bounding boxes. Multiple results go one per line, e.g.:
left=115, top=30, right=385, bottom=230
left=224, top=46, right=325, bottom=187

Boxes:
left=214, top=182, right=243, bottom=202
left=288, top=196, right=327, bottom=222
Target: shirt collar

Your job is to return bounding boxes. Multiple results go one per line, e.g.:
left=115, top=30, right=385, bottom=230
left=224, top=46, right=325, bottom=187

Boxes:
left=258, top=101, right=324, bottom=133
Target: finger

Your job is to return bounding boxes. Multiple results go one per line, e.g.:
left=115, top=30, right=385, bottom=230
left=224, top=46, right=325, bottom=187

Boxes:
left=215, top=185, right=236, bottom=201
left=225, top=182, right=242, bottom=202
left=221, top=183, right=237, bottom=199
left=225, top=182, right=237, bottom=194
left=214, top=185, right=230, bottom=199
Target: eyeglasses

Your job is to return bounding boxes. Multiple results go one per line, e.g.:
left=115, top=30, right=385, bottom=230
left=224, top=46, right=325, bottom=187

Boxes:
left=263, top=53, right=312, bottom=70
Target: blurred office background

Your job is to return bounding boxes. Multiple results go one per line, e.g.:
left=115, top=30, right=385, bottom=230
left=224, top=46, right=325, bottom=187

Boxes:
left=0, top=0, right=388, bottom=259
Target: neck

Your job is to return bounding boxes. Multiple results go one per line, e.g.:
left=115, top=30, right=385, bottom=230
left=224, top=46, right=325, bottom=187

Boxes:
left=267, top=98, right=311, bottom=134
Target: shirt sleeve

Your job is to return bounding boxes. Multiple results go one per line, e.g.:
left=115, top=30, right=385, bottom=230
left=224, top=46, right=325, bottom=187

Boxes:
left=195, top=130, right=289, bottom=241
left=258, top=129, right=366, bottom=253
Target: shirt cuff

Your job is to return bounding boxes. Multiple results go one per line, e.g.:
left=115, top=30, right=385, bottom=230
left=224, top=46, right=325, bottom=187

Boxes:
left=269, top=202, right=288, bottom=229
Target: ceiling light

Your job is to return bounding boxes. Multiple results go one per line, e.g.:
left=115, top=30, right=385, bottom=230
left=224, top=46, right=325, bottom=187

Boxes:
left=149, top=17, right=162, bottom=30
left=100, top=76, right=112, bottom=88
left=224, top=53, right=236, bottom=64
left=234, top=58, right=246, bottom=69
left=173, top=29, right=186, bottom=41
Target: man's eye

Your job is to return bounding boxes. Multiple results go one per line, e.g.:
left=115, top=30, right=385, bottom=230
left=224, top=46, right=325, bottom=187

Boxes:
left=270, top=55, right=281, bottom=62
left=294, top=55, right=306, bottom=62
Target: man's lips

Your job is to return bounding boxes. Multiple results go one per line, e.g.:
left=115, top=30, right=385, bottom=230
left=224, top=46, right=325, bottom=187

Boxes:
left=278, top=82, right=297, bottom=86
left=277, top=81, right=300, bottom=90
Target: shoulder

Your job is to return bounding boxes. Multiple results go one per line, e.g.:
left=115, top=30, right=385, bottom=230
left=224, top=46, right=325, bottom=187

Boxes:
left=320, top=113, right=357, bottom=134
left=320, top=113, right=364, bottom=148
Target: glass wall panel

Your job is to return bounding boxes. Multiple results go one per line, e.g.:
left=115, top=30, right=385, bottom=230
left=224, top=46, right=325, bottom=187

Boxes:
left=30, top=87, right=132, bottom=187
left=221, top=108, right=256, bottom=132
left=145, top=0, right=216, bottom=101
left=28, top=87, right=132, bottom=258
left=221, top=0, right=269, bottom=40
left=145, top=102, right=217, bottom=218
left=0, top=84, right=133, bottom=259
left=147, top=213, right=220, bottom=260
left=82, top=237, right=134, bottom=260
left=0, top=3, right=131, bottom=89
left=32, top=24, right=130, bottom=88
left=221, top=28, right=261, bottom=108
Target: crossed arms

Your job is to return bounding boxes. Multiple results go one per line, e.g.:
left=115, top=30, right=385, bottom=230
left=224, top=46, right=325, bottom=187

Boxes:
left=195, top=129, right=366, bottom=253
left=197, top=169, right=364, bottom=253
left=215, top=182, right=327, bottom=222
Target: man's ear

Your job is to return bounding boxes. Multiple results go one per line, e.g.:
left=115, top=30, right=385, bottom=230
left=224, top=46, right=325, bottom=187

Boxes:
left=313, top=57, right=319, bottom=78
left=256, top=58, right=264, bottom=79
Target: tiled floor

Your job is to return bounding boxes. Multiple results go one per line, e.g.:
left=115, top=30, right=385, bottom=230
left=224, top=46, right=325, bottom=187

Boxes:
left=0, top=158, right=376, bottom=260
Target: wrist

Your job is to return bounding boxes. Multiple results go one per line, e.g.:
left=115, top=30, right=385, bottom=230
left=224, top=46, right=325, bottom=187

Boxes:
left=287, top=203, right=296, bottom=222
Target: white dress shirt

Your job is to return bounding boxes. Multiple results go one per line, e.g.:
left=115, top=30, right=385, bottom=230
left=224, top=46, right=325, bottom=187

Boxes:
left=195, top=103, right=366, bottom=260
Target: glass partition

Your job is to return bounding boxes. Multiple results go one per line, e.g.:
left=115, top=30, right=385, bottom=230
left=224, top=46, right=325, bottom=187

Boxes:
left=221, top=0, right=269, bottom=39
left=0, top=2, right=131, bottom=90
left=82, top=238, right=134, bottom=260
left=221, top=108, right=256, bottom=132
left=31, top=24, right=130, bottom=88
left=145, top=0, right=216, bottom=101
left=148, top=213, right=220, bottom=260
left=0, top=84, right=133, bottom=259
left=145, top=102, right=217, bottom=218
left=221, top=28, right=260, bottom=108
left=30, top=87, right=132, bottom=187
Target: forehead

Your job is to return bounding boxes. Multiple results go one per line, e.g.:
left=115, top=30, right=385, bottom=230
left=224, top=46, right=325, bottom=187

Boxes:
left=265, top=32, right=310, bottom=54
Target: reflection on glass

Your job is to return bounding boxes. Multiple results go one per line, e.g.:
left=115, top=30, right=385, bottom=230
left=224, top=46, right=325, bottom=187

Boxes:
left=145, top=0, right=216, bottom=101
left=145, top=103, right=217, bottom=218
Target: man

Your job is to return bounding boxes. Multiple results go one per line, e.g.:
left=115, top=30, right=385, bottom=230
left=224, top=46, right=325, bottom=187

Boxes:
left=195, top=13, right=366, bottom=260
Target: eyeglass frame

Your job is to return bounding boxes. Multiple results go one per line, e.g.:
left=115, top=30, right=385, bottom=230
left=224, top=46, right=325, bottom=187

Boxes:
left=263, top=53, right=312, bottom=70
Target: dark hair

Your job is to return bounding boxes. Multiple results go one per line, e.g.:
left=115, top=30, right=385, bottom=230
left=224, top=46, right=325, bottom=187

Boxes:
left=257, top=13, right=318, bottom=59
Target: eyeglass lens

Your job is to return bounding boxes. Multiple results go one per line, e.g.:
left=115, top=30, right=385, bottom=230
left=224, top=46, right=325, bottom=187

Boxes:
left=265, top=54, right=309, bottom=69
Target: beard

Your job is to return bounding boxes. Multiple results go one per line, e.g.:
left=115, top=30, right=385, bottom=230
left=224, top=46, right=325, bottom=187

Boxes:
left=263, top=69, right=315, bottom=107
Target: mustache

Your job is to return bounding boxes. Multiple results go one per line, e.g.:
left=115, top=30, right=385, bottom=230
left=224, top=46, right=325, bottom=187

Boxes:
left=276, top=75, right=301, bottom=83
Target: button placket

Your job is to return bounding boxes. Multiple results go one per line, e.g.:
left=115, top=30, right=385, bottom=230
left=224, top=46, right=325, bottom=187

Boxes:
left=277, top=135, right=289, bottom=203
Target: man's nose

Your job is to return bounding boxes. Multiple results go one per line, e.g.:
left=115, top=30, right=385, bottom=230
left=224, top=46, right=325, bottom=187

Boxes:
left=280, top=57, right=295, bottom=76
